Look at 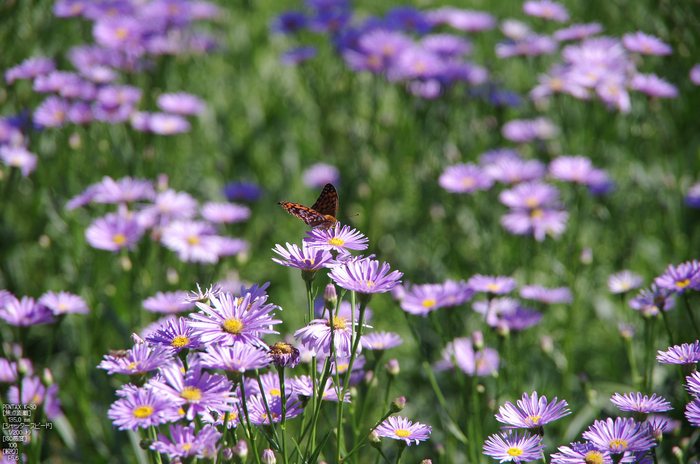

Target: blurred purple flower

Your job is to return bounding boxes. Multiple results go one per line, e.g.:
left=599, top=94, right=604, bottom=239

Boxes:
left=630, top=73, right=678, bottom=98
left=523, top=0, right=569, bottom=22
left=622, top=32, right=672, bottom=55
left=280, top=47, right=317, bottom=65
left=439, top=163, right=494, bottom=193
left=5, top=57, right=55, bottom=84
left=553, top=23, right=603, bottom=41
left=86, top=212, right=144, bottom=252
left=302, top=163, right=339, bottom=188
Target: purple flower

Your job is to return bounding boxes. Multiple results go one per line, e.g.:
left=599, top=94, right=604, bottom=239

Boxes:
left=434, top=337, right=499, bottom=376
left=501, top=207, right=569, bottom=242
left=294, top=316, right=357, bottom=357
left=68, top=101, right=93, bottom=125
left=5, top=57, right=55, bottom=84
left=549, top=156, right=610, bottom=190
left=151, top=423, right=221, bottom=459
left=86, top=212, right=144, bottom=252
left=426, top=8, right=496, bottom=32
left=484, top=157, right=546, bottom=185
left=496, top=391, right=571, bottom=430
left=691, top=64, right=700, bottom=85
left=654, top=261, right=700, bottom=294
left=622, top=32, right=672, bottom=55
left=7, top=375, right=47, bottom=409
left=362, top=331, right=403, bottom=350
left=150, top=358, right=235, bottom=420
left=139, top=188, right=198, bottom=228
left=329, top=257, right=403, bottom=295
left=400, top=283, right=447, bottom=316
left=198, top=342, right=271, bottom=372
left=142, top=291, right=195, bottom=314
left=38, top=291, right=89, bottom=315
left=97, top=343, right=172, bottom=375
left=630, top=74, right=678, bottom=98
left=0, top=145, right=38, bottom=177
left=145, top=317, right=202, bottom=353
left=384, top=6, right=433, bottom=34
left=269, top=342, right=301, bottom=368
left=148, top=113, right=191, bottom=135
left=189, top=292, right=282, bottom=347
left=496, top=35, right=558, bottom=58
left=92, top=176, right=155, bottom=204
left=302, top=163, right=339, bottom=188
left=519, top=285, right=572, bottom=304
left=157, top=92, right=205, bottom=115
left=468, top=275, right=516, bottom=295
left=502, top=118, right=558, bottom=142
left=33, top=96, right=70, bottom=128
left=686, top=371, right=700, bottom=397
left=0, top=358, right=18, bottom=383
left=610, top=392, right=672, bottom=414
left=595, top=77, right=631, bottom=113
left=280, top=47, right=317, bottom=65
left=439, top=163, right=494, bottom=193
left=291, top=375, right=350, bottom=402
left=160, top=220, right=222, bottom=263
left=629, top=284, right=675, bottom=316
left=271, top=11, right=308, bottom=34
left=93, top=16, right=145, bottom=53
left=530, top=66, right=590, bottom=101
left=608, top=271, right=644, bottom=294
left=376, top=416, right=432, bottom=446
left=523, top=0, right=569, bottom=22
left=657, top=341, right=700, bottom=365
left=0, top=296, right=54, bottom=326
left=201, top=202, right=251, bottom=224
left=483, top=430, right=546, bottom=463
left=389, top=47, right=446, bottom=81
left=686, top=182, right=700, bottom=207
left=582, top=417, right=655, bottom=454
left=246, top=394, right=303, bottom=424
left=553, top=23, right=604, bottom=41
left=108, top=386, right=182, bottom=430
left=550, top=442, right=613, bottom=464
left=272, top=242, right=334, bottom=270
left=685, top=399, right=700, bottom=426
left=223, top=181, right=262, bottom=202
left=422, top=34, right=472, bottom=57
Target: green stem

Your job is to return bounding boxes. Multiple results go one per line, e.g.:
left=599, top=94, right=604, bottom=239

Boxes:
left=683, top=293, right=700, bottom=338
left=239, top=380, right=261, bottom=464
left=277, top=367, right=289, bottom=464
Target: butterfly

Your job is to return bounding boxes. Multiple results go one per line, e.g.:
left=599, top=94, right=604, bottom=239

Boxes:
left=278, top=183, right=339, bottom=229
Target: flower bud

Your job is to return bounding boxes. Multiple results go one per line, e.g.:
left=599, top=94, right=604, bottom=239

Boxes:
left=232, top=439, right=248, bottom=463
left=421, top=460, right=433, bottom=464
left=385, top=359, right=400, bottom=377
left=221, top=447, right=234, bottom=462
left=472, top=331, right=484, bottom=351
left=269, top=342, right=300, bottom=368
left=324, top=283, right=337, bottom=311
left=390, top=396, right=406, bottom=413
left=369, top=430, right=382, bottom=449
left=261, top=449, right=276, bottom=464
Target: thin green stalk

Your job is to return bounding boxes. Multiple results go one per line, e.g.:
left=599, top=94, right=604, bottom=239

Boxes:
left=277, top=367, right=289, bottom=464
left=239, top=380, right=261, bottom=464
left=660, top=309, right=675, bottom=346
left=336, top=291, right=359, bottom=463
left=683, top=293, right=700, bottom=338
left=623, top=336, right=641, bottom=391
left=254, top=370, right=280, bottom=445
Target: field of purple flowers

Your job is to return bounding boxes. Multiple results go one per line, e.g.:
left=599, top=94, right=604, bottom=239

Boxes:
left=1, top=0, right=700, bottom=463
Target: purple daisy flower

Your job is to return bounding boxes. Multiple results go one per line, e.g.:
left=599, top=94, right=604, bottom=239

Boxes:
left=686, top=182, right=700, bottom=207
left=280, top=46, right=317, bottom=65
left=550, top=442, right=613, bottom=464
left=246, top=394, right=303, bottom=424
left=33, top=96, right=70, bottom=128
left=0, top=296, right=54, bottom=326
left=0, top=358, right=18, bottom=383
left=376, top=416, right=432, bottom=446
left=691, top=64, right=700, bottom=85
left=294, top=316, right=357, bottom=357
left=400, top=283, right=446, bottom=316
left=362, top=331, right=403, bottom=350
left=657, top=341, right=700, bottom=365
left=107, top=386, right=182, bottom=430
left=5, top=56, right=55, bottom=84
left=685, top=399, right=700, bottom=426
left=97, top=343, right=172, bottom=375
left=151, top=423, right=221, bottom=459
left=160, top=220, right=221, bottom=263
left=139, top=188, right=198, bottom=228
left=502, top=118, right=558, bottom=143
left=148, top=113, right=191, bottom=135
left=549, top=156, right=610, bottom=189
left=145, top=317, right=202, bottom=353
left=157, top=92, right=205, bottom=115
left=223, top=181, right=263, bottom=203
left=199, top=342, right=271, bottom=372
left=473, top=297, right=521, bottom=326
left=439, top=163, right=494, bottom=193
left=441, top=279, right=475, bottom=306
left=553, top=23, right=604, bottom=41
left=384, top=6, right=433, bottom=34
left=68, top=101, right=93, bottom=125
left=7, top=375, right=45, bottom=406
left=596, top=77, right=631, bottom=113
left=519, top=285, right=572, bottom=304
left=93, top=16, right=145, bottom=53
left=501, top=207, right=569, bottom=242
left=302, top=163, right=339, bottom=189
left=434, top=337, right=500, bottom=376
left=0, top=145, right=38, bottom=177
left=523, top=0, right=569, bottom=22
left=291, top=375, right=350, bottom=402
left=610, top=392, right=672, bottom=415
left=495, top=306, right=543, bottom=332
left=582, top=417, right=655, bottom=454
left=426, top=8, right=496, bottom=32
left=86, top=212, right=144, bottom=252
left=272, top=242, right=334, bottom=270
left=38, top=291, right=88, bottom=315
left=483, top=430, right=546, bottom=463
left=201, top=202, right=251, bottom=224
left=654, top=261, right=700, bottom=293
left=422, top=34, right=472, bottom=57
left=303, top=222, right=369, bottom=255
left=468, top=275, right=516, bottom=295
left=142, top=291, right=195, bottom=314
left=150, top=358, right=235, bottom=420
left=495, top=391, right=571, bottom=430
left=608, top=271, right=644, bottom=294
left=629, top=284, right=675, bottom=316
left=329, top=257, right=403, bottom=296
left=496, top=35, right=558, bottom=59
left=484, top=157, right=546, bottom=185
left=530, top=67, right=590, bottom=101
left=92, top=176, right=155, bottom=204
left=622, top=32, right=672, bottom=55
left=686, top=371, right=700, bottom=397
left=388, top=47, right=446, bottom=81
left=33, top=70, right=74, bottom=93
left=630, top=74, right=678, bottom=98
left=270, top=11, right=308, bottom=34
left=189, top=292, right=282, bottom=347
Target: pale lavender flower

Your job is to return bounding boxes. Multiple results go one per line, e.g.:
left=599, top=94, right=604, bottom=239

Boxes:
left=629, top=284, right=675, bottom=316
left=655, top=261, right=700, bottom=294
left=501, top=207, right=569, bottom=242
left=294, top=316, right=357, bottom=357
left=0, top=358, right=18, bottom=383
left=92, top=101, right=135, bottom=123
left=523, top=0, right=569, bottom=22
left=5, top=57, right=55, bottom=84
left=302, top=163, right=339, bottom=188
left=496, top=35, right=558, bottom=58
left=553, top=23, right=604, bottom=41
left=97, top=343, right=172, bottom=375
left=685, top=399, right=700, bottom=426
left=85, top=212, right=144, bottom=252
left=0, top=145, right=38, bottom=177
left=38, top=291, right=88, bottom=315
left=434, top=337, right=499, bottom=376
left=582, top=417, right=655, bottom=454
left=97, top=85, right=142, bottom=108
left=422, top=34, right=472, bottom=57
left=160, top=220, right=221, bottom=263
left=148, top=113, right=191, bottom=135
left=329, top=257, right=403, bottom=295
left=610, top=392, right=672, bottom=414
left=483, top=430, right=546, bottom=463
left=272, top=242, right=333, bottom=270
left=151, top=423, right=221, bottom=459
left=468, top=275, right=516, bottom=295
left=139, top=189, right=198, bottom=228
left=439, top=163, right=494, bottom=193
left=198, top=343, right=271, bottom=372
left=304, top=223, right=369, bottom=255
left=291, top=375, right=350, bottom=402
left=400, top=283, right=446, bottom=316
left=608, top=271, right=643, bottom=294
left=389, top=47, right=446, bottom=81
left=519, top=285, right=572, bottom=304
left=550, top=442, right=613, bottom=464
left=502, top=118, right=558, bottom=143
left=33, top=70, right=74, bottom=93
left=596, top=77, right=631, bottom=113
left=0, top=296, right=54, bottom=326
left=530, top=67, right=589, bottom=101
left=657, top=341, right=700, bottom=365
left=426, top=8, right=496, bottom=32
left=108, top=386, right=182, bottom=430
left=622, top=32, right=672, bottom=55
left=93, top=16, right=145, bottom=53
left=142, top=291, right=195, bottom=314
left=33, top=96, right=70, bottom=128
left=68, top=101, right=93, bottom=125
left=246, top=394, right=303, bottom=424
left=362, top=331, right=403, bottom=350
left=549, top=156, right=610, bottom=190
left=630, top=74, right=678, bottom=98
left=145, top=317, right=202, bottom=353
left=691, top=64, right=700, bottom=85
left=376, top=416, right=432, bottom=446
left=484, top=157, right=546, bottom=184
left=686, top=371, right=700, bottom=397
left=496, top=391, right=571, bottom=430
left=157, top=92, right=205, bottom=115
left=201, top=202, right=251, bottom=224
left=92, top=176, right=155, bottom=204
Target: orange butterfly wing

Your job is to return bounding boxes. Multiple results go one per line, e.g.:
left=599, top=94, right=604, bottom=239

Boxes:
left=279, top=184, right=338, bottom=229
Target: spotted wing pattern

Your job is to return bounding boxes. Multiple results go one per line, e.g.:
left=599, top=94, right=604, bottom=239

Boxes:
left=279, top=184, right=338, bottom=229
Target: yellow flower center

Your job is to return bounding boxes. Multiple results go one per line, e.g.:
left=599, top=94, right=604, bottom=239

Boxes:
left=368, top=55, right=382, bottom=68
left=526, top=415, right=541, bottom=425
left=133, top=405, right=153, bottom=418
left=181, top=386, right=202, bottom=402
left=337, top=362, right=349, bottom=373
left=677, top=279, right=690, bottom=288
left=270, top=388, right=281, bottom=397
left=508, top=448, right=523, bottom=457
left=171, top=335, right=189, bottom=348
left=113, top=234, right=127, bottom=244
left=187, top=235, right=200, bottom=245
left=461, top=177, right=475, bottom=188
left=525, top=197, right=539, bottom=208
left=550, top=77, right=564, bottom=91
left=585, top=450, right=605, bottom=464
left=422, top=298, right=436, bottom=308
left=329, top=316, right=348, bottom=331
left=303, top=258, right=315, bottom=266
left=115, top=28, right=128, bottom=40
left=222, top=317, right=244, bottom=334
left=329, top=237, right=345, bottom=247
left=609, top=439, right=628, bottom=450
left=127, top=361, right=139, bottom=370
left=486, top=283, right=499, bottom=292
left=530, top=208, right=544, bottom=219
left=182, top=443, right=193, bottom=452
left=363, top=280, right=375, bottom=289
left=394, top=429, right=411, bottom=438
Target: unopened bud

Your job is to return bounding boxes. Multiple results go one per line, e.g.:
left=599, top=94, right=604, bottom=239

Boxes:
left=369, top=430, right=382, bottom=448
left=131, top=333, right=145, bottom=345
left=69, top=132, right=82, bottom=149
left=119, top=255, right=132, bottom=271
left=472, top=331, right=484, bottom=351
left=232, top=439, right=248, bottom=463
left=221, top=447, right=234, bottom=462
left=434, top=443, right=445, bottom=456
left=619, top=323, right=635, bottom=340
left=324, top=283, right=337, bottom=311
left=391, top=396, right=406, bottom=413
left=495, top=321, right=510, bottom=338
left=671, top=446, right=683, bottom=461
left=261, top=449, right=276, bottom=464
left=385, top=359, right=400, bottom=377
left=421, top=460, right=433, bottom=464
left=42, top=368, right=54, bottom=385
left=157, top=173, right=169, bottom=191
left=167, top=268, right=179, bottom=285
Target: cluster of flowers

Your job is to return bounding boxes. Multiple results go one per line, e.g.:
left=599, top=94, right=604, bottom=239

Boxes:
left=440, top=147, right=611, bottom=241
left=663, top=341, right=700, bottom=427
left=0, top=289, right=89, bottom=325
left=1, top=0, right=219, bottom=177
left=483, top=389, right=674, bottom=464
left=272, top=0, right=494, bottom=98
left=67, top=175, right=250, bottom=264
